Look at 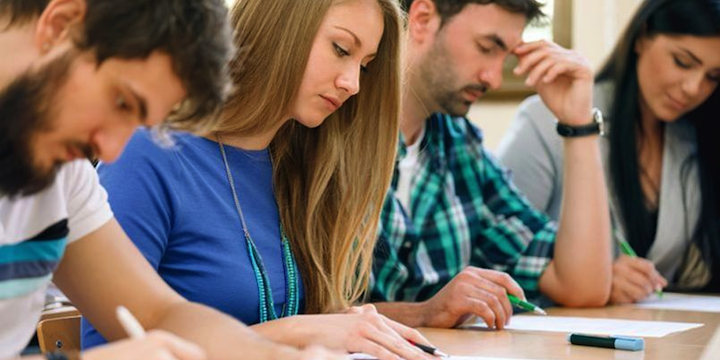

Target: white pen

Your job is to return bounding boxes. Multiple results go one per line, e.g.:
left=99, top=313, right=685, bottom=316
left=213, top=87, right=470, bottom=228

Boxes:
left=116, top=305, right=146, bottom=339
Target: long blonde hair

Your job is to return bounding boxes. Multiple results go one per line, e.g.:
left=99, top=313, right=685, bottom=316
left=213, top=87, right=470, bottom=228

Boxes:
left=217, top=0, right=404, bottom=313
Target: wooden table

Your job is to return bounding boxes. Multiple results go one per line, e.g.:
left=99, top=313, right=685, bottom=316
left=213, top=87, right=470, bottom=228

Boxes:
left=419, top=305, right=720, bottom=359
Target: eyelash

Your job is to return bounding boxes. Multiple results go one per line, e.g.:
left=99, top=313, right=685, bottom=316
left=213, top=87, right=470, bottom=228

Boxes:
left=673, top=55, right=720, bottom=83
left=477, top=44, right=492, bottom=55
left=334, top=42, right=369, bottom=73
left=116, top=94, right=131, bottom=112
left=673, top=56, right=691, bottom=69
left=334, top=42, right=349, bottom=57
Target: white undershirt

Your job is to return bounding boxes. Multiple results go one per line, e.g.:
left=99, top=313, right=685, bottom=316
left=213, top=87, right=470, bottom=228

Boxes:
left=396, top=126, right=426, bottom=216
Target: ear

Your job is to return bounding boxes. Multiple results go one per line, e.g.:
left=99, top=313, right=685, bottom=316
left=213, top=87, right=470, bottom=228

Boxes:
left=634, top=24, right=649, bottom=55
left=634, top=36, right=649, bottom=56
left=407, top=0, right=441, bottom=44
left=34, top=0, right=86, bottom=53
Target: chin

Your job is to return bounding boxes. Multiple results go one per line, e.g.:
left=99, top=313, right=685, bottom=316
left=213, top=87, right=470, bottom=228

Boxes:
left=653, top=107, right=683, bottom=123
left=296, top=114, right=330, bottom=128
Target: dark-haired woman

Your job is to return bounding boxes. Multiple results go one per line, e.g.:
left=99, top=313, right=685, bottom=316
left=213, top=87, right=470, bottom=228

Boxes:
left=498, top=0, right=720, bottom=304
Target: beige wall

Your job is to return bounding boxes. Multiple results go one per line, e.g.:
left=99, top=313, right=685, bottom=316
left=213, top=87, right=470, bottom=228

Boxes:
left=471, top=0, right=644, bottom=152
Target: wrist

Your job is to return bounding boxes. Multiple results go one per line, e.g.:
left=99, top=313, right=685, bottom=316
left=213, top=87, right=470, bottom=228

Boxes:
left=417, top=300, right=436, bottom=327
left=556, top=108, right=604, bottom=138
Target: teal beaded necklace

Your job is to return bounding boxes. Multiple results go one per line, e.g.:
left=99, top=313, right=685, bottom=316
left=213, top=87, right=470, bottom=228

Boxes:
left=218, top=139, right=300, bottom=322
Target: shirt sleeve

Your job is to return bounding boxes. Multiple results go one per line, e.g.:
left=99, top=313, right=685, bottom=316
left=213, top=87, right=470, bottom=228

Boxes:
left=97, top=130, right=177, bottom=270
left=473, top=146, right=557, bottom=299
left=496, top=95, right=563, bottom=220
left=63, top=160, right=113, bottom=243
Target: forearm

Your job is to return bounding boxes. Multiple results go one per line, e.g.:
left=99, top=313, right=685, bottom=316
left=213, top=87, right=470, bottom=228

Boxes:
left=543, top=136, right=611, bottom=306
left=373, top=301, right=428, bottom=328
left=154, top=301, right=294, bottom=360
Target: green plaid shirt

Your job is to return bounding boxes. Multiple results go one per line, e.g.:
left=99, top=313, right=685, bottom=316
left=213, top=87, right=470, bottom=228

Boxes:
left=371, top=113, right=557, bottom=302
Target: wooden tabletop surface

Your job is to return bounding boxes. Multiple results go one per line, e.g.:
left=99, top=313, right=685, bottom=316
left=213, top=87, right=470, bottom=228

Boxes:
left=418, top=304, right=720, bottom=360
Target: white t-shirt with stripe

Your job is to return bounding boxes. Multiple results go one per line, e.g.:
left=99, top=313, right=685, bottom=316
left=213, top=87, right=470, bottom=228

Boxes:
left=0, top=160, right=113, bottom=359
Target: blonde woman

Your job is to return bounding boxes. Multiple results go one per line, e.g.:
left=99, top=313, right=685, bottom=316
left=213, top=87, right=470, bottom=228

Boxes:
left=82, top=0, right=436, bottom=359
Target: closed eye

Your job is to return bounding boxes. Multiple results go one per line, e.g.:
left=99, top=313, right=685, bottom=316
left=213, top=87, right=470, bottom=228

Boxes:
left=116, top=94, right=131, bottom=112
left=334, top=43, right=350, bottom=57
left=477, top=43, right=493, bottom=55
left=673, top=55, right=692, bottom=69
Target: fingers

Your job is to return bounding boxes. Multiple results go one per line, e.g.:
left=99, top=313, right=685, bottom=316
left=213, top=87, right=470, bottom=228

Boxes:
left=146, top=331, right=207, bottom=360
left=352, top=312, right=434, bottom=360
left=513, top=40, right=591, bottom=86
left=385, top=318, right=434, bottom=349
left=468, top=298, right=498, bottom=330
left=474, top=268, right=525, bottom=300
left=469, top=286, right=508, bottom=329
left=612, top=258, right=656, bottom=302
left=625, top=257, right=667, bottom=291
left=463, top=268, right=519, bottom=328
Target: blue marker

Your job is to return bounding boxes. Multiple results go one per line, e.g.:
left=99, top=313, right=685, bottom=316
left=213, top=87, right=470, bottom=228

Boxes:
left=568, top=334, right=644, bottom=351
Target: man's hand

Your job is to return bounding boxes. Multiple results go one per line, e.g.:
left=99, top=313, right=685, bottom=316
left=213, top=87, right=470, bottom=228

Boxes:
left=610, top=255, right=667, bottom=304
left=514, top=40, right=594, bottom=126
left=421, top=267, right=525, bottom=329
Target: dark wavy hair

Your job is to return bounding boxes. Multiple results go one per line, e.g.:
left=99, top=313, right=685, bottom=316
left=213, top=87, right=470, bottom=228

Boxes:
left=0, top=0, right=234, bottom=133
left=596, top=0, right=720, bottom=290
left=402, top=0, right=546, bottom=26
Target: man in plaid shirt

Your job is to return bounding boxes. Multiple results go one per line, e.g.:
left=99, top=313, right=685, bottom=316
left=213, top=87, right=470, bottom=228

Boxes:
left=371, top=0, right=612, bottom=329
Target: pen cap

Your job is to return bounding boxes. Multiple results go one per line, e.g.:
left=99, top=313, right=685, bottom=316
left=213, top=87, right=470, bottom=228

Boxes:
left=615, top=337, right=645, bottom=351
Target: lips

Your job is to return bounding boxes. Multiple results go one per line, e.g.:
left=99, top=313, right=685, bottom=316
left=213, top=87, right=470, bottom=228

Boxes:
left=320, top=95, right=341, bottom=111
left=463, top=89, right=485, bottom=102
left=666, top=94, right=688, bottom=111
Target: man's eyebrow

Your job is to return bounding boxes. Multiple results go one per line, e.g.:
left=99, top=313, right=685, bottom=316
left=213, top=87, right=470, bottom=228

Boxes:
left=335, top=26, right=362, bottom=47
left=678, top=47, right=703, bottom=65
left=480, top=34, right=508, bottom=52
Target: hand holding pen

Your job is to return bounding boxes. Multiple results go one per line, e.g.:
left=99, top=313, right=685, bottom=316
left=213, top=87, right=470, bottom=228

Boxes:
left=612, top=229, right=668, bottom=304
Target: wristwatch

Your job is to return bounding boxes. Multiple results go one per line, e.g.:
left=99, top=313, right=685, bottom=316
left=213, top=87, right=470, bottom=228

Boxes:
left=556, top=108, right=604, bottom=137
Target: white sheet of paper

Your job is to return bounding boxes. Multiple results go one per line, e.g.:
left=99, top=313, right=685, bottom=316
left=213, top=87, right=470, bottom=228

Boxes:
left=636, top=293, right=720, bottom=313
left=350, top=355, right=547, bottom=360
left=466, top=315, right=702, bottom=337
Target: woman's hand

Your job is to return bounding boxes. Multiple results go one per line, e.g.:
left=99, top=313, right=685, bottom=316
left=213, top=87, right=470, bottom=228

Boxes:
left=287, top=304, right=437, bottom=360
left=610, top=255, right=668, bottom=304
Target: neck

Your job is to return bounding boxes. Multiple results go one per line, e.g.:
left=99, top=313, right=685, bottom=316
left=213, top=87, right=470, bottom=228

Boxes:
left=0, top=22, right=41, bottom=88
left=638, top=98, right=665, bottom=146
left=211, top=119, right=289, bottom=150
left=401, top=60, right=434, bottom=146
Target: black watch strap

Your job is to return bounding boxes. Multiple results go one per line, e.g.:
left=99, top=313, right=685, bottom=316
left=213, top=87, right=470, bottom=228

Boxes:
left=556, top=122, right=601, bottom=137
left=556, top=108, right=604, bottom=137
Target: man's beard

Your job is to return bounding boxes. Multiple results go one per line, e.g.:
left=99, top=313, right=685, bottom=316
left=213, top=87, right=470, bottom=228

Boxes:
left=418, top=36, right=488, bottom=117
left=0, top=53, right=75, bottom=197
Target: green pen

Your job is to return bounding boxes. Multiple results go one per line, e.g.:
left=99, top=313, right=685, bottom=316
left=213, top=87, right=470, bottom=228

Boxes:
left=614, top=228, right=664, bottom=298
left=507, top=294, right=547, bottom=315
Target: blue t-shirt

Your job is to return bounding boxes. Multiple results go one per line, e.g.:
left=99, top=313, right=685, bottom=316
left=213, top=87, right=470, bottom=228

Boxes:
left=81, top=129, right=304, bottom=348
